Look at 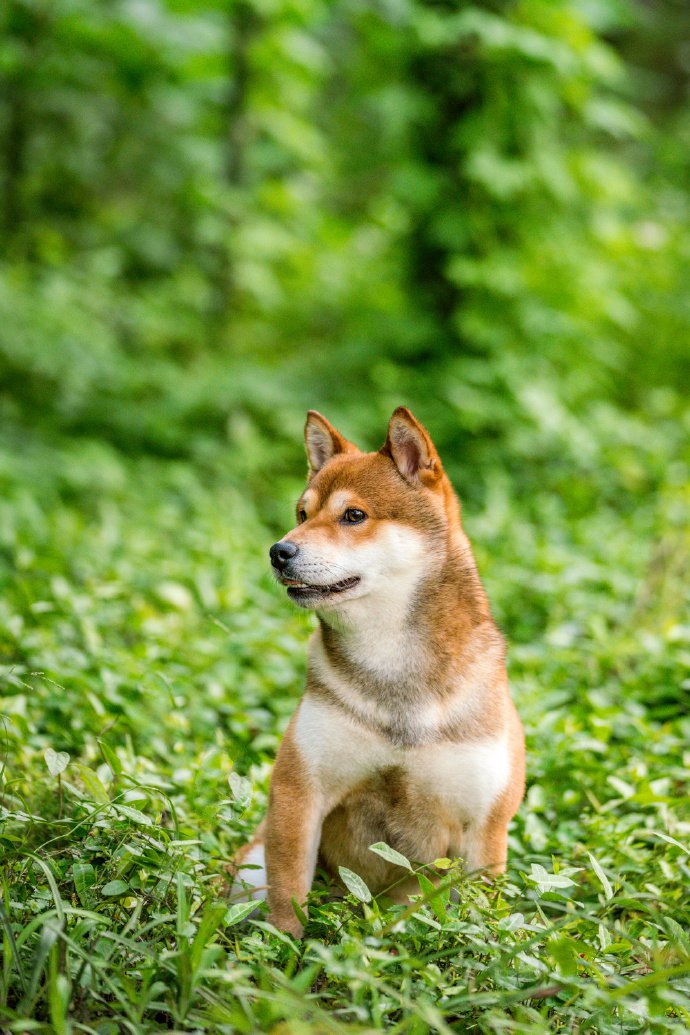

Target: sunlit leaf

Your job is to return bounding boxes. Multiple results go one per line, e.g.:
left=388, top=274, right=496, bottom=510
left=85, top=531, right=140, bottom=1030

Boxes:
left=338, top=867, right=372, bottom=903
left=368, top=842, right=413, bottom=871
left=44, top=749, right=70, bottom=777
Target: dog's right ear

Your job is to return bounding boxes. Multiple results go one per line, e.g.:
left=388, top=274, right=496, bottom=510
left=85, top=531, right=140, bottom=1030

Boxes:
left=304, top=411, right=359, bottom=477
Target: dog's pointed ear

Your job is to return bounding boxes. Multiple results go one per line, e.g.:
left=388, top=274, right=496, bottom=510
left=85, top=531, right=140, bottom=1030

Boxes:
left=304, top=411, right=359, bottom=477
left=381, top=407, right=443, bottom=487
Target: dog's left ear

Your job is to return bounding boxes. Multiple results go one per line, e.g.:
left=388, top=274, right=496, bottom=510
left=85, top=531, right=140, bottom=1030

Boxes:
left=381, top=407, right=443, bottom=487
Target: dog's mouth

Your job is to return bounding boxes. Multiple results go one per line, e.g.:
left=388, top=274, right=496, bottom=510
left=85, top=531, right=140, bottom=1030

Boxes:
left=281, top=575, right=361, bottom=603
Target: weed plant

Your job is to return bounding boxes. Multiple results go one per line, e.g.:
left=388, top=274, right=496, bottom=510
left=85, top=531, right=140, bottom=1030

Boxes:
left=1, top=412, right=688, bottom=1033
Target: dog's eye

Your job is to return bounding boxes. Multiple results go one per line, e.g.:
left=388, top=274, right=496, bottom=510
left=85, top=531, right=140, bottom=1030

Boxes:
left=298, top=509, right=307, bottom=524
left=342, top=508, right=366, bottom=524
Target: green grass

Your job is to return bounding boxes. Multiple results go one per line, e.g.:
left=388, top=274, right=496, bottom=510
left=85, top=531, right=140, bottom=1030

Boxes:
left=1, top=420, right=689, bottom=1033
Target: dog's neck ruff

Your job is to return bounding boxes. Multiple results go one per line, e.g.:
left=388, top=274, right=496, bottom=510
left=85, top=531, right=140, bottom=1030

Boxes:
left=308, top=544, right=498, bottom=747
left=308, top=620, right=504, bottom=748
left=316, top=535, right=486, bottom=680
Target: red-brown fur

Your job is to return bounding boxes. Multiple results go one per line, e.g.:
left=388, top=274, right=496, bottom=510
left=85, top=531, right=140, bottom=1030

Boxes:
left=232, top=408, right=525, bottom=936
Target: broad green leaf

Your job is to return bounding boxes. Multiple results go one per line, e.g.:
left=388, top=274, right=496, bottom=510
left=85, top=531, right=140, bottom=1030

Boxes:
left=368, top=842, right=413, bottom=871
left=44, top=749, right=70, bottom=777
left=417, top=872, right=447, bottom=923
left=72, top=863, right=96, bottom=908
left=529, top=864, right=577, bottom=893
left=78, top=765, right=109, bottom=804
left=653, top=831, right=690, bottom=856
left=663, top=916, right=690, bottom=955
left=228, top=772, right=252, bottom=810
left=113, top=804, right=151, bottom=825
left=338, top=867, right=372, bottom=902
left=414, top=912, right=442, bottom=931
left=499, top=912, right=525, bottom=931
left=98, top=739, right=122, bottom=775
left=224, top=901, right=259, bottom=928
left=101, top=880, right=129, bottom=897
left=549, top=935, right=580, bottom=977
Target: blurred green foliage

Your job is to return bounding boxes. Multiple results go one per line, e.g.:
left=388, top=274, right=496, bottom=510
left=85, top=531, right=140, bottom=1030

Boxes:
left=1, top=0, right=688, bottom=481
left=1, top=0, right=689, bottom=1031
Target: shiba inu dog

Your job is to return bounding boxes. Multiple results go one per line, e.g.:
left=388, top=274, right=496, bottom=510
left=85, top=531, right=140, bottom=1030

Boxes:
left=233, top=407, right=525, bottom=937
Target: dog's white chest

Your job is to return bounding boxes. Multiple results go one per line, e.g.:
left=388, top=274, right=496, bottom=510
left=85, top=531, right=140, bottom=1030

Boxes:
left=295, top=695, right=509, bottom=825
left=406, top=737, right=510, bottom=822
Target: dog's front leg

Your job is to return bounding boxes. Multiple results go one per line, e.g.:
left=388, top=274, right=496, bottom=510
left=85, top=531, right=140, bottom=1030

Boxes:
left=264, top=723, right=323, bottom=937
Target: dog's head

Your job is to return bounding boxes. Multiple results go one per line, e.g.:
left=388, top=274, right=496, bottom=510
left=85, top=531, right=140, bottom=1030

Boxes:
left=269, top=408, right=462, bottom=612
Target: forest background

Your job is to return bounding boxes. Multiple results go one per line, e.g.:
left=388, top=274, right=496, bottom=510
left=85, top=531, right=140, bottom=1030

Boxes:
left=1, top=0, right=689, bottom=1032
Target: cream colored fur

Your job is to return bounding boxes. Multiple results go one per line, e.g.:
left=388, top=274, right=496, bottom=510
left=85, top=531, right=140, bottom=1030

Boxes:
left=231, top=408, right=525, bottom=937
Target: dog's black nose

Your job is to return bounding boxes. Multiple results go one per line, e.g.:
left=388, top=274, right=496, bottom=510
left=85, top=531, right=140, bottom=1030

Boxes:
left=270, top=541, right=299, bottom=569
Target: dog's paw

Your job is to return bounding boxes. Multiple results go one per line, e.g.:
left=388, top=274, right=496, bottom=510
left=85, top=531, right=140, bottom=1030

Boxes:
left=267, top=911, right=304, bottom=939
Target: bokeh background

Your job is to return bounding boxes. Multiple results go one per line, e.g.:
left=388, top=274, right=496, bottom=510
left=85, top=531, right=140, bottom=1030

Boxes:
left=2, top=0, right=689, bottom=498
left=1, top=1, right=690, bottom=1029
